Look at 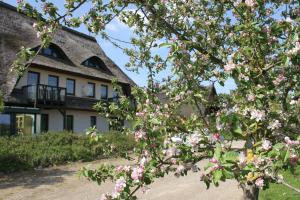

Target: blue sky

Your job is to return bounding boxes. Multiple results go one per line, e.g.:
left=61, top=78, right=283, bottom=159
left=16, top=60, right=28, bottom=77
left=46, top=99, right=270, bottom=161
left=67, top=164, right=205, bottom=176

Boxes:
left=5, top=0, right=236, bottom=93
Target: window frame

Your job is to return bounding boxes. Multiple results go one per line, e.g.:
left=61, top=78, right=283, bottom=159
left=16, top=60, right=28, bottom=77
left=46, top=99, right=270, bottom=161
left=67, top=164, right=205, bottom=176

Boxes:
left=87, top=82, right=96, bottom=98
left=100, top=84, right=108, bottom=100
left=27, top=71, right=40, bottom=86
left=66, top=78, right=76, bottom=96
left=48, top=75, right=59, bottom=87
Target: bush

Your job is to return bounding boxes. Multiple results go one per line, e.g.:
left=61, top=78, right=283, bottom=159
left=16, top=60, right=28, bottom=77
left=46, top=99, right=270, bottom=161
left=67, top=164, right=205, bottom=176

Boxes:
left=0, top=131, right=135, bottom=173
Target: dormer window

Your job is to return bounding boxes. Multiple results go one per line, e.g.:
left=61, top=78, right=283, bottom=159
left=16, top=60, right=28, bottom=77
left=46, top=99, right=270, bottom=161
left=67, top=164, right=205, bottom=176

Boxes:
left=34, top=44, right=72, bottom=63
left=82, top=56, right=111, bottom=73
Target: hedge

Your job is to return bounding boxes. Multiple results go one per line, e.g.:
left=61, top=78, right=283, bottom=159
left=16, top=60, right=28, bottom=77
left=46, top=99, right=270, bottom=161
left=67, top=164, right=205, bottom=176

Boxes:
left=0, top=131, right=135, bottom=173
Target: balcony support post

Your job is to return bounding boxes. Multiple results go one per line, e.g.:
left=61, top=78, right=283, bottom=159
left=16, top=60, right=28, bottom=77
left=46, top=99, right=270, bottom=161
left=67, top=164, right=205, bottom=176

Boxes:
left=58, top=109, right=66, bottom=130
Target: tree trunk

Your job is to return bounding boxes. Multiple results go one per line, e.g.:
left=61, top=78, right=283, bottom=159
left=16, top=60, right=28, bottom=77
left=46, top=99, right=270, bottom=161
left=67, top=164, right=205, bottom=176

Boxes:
left=241, top=184, right=259, bottom=200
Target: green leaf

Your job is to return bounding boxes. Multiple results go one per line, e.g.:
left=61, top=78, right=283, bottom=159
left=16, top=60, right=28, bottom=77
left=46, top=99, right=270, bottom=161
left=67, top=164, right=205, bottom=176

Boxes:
left=284, top=150, right=290, bottom=163
left=214, top=143, right=222, bottom=160
left=212, top=170, right=222, bottom=185
left=223, top=151, right=238, bottom=162
left=159, top=42, right=172, bottom=48
left=223, top=169, right=234, bottom=179
left=273, top=143, right=285, bottom=151
left=204, top=162, right=214, bottom=171
left=233, top=126, right=243, bottom=135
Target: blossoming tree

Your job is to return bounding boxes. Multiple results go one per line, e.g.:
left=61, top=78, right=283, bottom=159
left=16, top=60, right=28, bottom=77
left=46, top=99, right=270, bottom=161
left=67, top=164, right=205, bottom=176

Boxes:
left=14, top=0, right=300, bottom=199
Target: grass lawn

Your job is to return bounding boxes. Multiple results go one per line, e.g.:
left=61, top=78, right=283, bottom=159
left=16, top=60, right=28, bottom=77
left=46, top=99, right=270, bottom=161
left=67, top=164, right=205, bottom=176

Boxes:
left=260, top=166, right=300, bottom=200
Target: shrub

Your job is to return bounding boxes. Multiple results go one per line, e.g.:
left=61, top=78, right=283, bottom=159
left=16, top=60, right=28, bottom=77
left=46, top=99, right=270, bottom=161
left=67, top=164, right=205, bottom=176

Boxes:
left=0, top=131, right=135, bottom=173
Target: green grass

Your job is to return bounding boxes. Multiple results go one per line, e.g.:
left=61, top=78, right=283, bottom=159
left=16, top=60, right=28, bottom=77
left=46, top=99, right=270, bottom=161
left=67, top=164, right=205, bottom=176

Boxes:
left=0, top=131, right=135, bottom=173
left=260, top=166, right=300, bottom=200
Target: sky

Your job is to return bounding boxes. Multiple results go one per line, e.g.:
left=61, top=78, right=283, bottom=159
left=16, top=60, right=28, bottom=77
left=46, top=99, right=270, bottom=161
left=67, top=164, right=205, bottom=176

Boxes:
left=4, top=0, right=236, bottom=93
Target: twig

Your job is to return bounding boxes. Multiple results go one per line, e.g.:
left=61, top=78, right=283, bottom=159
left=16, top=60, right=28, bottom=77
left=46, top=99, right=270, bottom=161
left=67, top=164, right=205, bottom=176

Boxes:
left=282, top=180, right=300, bottom=194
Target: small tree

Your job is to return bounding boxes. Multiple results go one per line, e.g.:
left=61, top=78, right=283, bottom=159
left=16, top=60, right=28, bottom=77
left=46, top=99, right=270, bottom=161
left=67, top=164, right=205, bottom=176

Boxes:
left=15, top=0, right=300, bottom=199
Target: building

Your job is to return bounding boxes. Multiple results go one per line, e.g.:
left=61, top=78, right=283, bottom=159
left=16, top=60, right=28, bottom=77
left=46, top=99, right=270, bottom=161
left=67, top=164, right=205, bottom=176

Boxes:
left=0, top=2, right=136, bottom=135
left=157, top=85, right=218, bottom=118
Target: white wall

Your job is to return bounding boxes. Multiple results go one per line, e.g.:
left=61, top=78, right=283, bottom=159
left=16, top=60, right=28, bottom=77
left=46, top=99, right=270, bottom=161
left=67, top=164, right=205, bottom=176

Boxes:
left=40, top=109, right=109, bottom=133
left=41, top=109, right=64, bottom=132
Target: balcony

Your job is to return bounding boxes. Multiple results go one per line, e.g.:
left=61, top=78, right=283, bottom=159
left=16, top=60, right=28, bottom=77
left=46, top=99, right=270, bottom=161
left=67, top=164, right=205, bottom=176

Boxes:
left=22, top=84, right=66, bottom=106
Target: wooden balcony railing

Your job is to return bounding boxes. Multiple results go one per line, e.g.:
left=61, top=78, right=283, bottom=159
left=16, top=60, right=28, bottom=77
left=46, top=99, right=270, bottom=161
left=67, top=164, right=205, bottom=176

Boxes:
left=22, top=84, right=66, bottom=105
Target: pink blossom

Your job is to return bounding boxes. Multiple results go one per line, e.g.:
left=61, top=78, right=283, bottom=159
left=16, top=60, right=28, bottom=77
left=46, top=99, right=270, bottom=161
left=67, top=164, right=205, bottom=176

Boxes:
left=245, top=0, right=256, bottom=7
left=273, top=74, right=286, bottom=85
left=238, top=73, right=249, bottom=81
left=17, top=0, right=23, bottom=4
left=224, top=60, right=236, bottom=73
left=114, top=177, right=126, bottom=193
left=187, top=133, right=201, bottom=146
left=284, top=137, right=300, bottom=147
left=140, top=157, right=148, bottom=167
left=115, top=165, right=124, bottom=172
left=288, top=42, right=300, bottom=55
left=210, top=158, right=218, bottom=164
left=170, top=158, right=177, bottom=164
left=32, top=23, right=38, bottom=29
left=212, top=133, right=221, bottom=141
left=165, top=147, right=181, bottom=157
left=134, top=130, right=146, bottom=141
left=131, top=166, right=144, bottom=182
left=175, top=165, right=185, bottom=177
left=238, top=152, right=247, bottom=167
left=36, top=31, right=41, bottom=38
left=262, top=140, right=272, bottom=151
left=136, top=111, right=145, bottom=117
left=255, top=178, right=264, bottom=189
left=289, top=155, right=299, bottom=166
left=247, top=94, right=255, bottom=102
left=233, top=0, right=242, bottom=6
left=211, top=163, right=222, bottom=171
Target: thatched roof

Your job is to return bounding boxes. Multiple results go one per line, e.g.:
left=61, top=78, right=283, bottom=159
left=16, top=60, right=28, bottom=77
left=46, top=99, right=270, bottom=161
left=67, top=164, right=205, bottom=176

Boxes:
left=0, top=2, right=136, bottom=100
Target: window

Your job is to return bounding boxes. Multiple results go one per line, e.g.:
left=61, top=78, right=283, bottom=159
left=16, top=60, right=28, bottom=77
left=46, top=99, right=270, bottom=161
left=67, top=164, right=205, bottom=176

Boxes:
left=66, top=79, right=75, bottom=95
left=66, top=115, right=73, bottom=132
left=90, top=116, right=97, bottom=128
left=48, top=75, right=59, bottom=87
left=41, top=114, right=49, bottom=133
left=0, top=114, right=11, bottom=136
left=40, top=44, right=67, bottom=60
left=82, top=56, right=110, bottom=72
left=101, top=85, right=108, bottom=99
left=87, top=82, right=95, bottom=98
left=27, top=71, right=40, bottom=85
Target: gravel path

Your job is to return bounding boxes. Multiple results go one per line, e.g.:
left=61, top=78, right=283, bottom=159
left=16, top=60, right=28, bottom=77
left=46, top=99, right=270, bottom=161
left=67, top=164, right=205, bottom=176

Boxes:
left=0, top=158, right=243, bottom=200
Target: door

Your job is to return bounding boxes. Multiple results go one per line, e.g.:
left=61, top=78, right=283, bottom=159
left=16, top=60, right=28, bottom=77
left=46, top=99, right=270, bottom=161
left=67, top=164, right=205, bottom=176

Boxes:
left=66, top=115, right=73, bottom=132
left=41, top=114, right=49, bottom=133
left=27, top=71, right=40, bottom=100
left=48, top=75, right=59, bottom=101
left=16, top=114, right=35, bottom=135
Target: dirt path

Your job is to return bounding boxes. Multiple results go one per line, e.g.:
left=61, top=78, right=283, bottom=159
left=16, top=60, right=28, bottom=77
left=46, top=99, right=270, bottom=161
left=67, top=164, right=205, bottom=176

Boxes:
left=0, top=158, right=243, bottom=200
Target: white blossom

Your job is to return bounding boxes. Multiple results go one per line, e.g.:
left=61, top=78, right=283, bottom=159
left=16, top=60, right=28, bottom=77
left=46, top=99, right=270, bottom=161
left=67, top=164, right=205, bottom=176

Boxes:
left=250, top=109, right=266, bottom=122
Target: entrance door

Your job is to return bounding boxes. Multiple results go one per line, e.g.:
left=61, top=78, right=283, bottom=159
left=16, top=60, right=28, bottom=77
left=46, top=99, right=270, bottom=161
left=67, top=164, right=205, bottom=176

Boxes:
left=16, top=114, right=35, bottom=135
